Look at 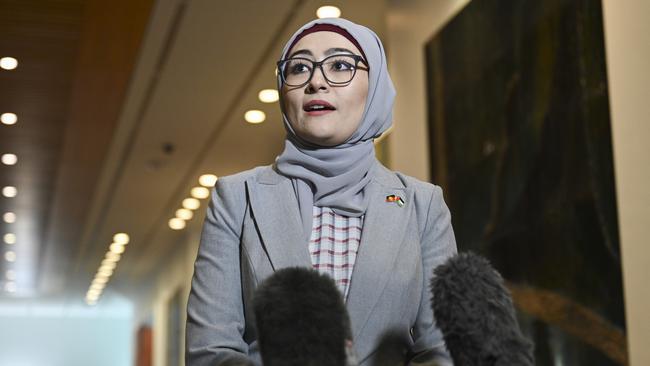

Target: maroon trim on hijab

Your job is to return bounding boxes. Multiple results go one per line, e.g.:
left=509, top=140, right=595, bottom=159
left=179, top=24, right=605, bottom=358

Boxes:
left=285, top=23, right=367, bottom=61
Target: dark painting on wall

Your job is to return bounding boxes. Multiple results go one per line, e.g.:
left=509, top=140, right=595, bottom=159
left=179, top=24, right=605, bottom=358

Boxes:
left=425, top=0, right=626, bottom=364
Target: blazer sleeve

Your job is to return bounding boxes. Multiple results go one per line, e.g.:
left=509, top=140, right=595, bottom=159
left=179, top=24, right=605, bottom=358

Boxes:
left=186, top=178, right=254, bottom=366
left=409, top=185, right=457, bottom=366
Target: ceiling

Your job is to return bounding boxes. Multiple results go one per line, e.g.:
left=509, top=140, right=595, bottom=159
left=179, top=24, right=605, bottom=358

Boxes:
left=0, top=0, right=388, bottom=302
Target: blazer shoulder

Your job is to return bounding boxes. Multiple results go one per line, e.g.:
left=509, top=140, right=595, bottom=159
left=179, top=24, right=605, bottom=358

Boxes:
left=375, top=166, right=449, bottom=237
left=215, top=165, right=274, bottom=189
left=396, top=172, right=441, bottom=195
left=374, top=163, right=443, bottom=202
left=395, top=172, right=445, bottom=221
left=208, top=165, right=275, bottom=213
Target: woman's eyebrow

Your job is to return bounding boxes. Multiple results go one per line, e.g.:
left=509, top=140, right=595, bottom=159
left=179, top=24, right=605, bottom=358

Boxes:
left=287, top=47, right=357, bottom=59
left=288, top=49, right=312, bottom=58
left=324, top=47, right=355, bottom=56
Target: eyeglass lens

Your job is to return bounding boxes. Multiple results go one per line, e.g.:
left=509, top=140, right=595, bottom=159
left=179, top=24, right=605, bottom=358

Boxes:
left=281, top=55, right=360, bottom=86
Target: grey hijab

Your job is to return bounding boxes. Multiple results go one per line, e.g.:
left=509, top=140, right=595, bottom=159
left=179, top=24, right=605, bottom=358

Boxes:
left=275, top=18, right=396, bottom=237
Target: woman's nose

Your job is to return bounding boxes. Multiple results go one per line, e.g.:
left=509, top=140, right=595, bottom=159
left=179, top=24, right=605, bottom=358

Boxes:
left=306, top=66, right=328, bottom=92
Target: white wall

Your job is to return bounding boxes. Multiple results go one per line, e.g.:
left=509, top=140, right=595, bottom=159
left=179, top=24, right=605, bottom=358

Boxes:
left=602, top=1, right=650, bottom=365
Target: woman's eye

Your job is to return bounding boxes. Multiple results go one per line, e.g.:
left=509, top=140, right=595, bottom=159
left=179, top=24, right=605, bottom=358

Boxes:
left=289, top=63, right=310, bottom=74
left=330, top=60, right=354, bottom=72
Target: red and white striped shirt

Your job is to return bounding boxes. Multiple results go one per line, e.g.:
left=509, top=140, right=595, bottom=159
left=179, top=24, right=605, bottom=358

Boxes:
left=309, top=206, right=364, bottom=300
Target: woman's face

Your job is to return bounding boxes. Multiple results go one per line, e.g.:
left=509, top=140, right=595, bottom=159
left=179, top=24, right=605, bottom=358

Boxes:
left=281, top=31, right=369, bottom=147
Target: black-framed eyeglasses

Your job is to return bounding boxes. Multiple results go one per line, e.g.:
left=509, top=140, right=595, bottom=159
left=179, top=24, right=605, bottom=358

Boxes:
left=276, top=54, right=369, bottom=87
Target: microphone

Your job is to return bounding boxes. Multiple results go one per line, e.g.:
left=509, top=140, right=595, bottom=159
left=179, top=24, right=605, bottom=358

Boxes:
left=253, top=267, right=356, bottom=366
left=430, top=252, right=534, bottom=366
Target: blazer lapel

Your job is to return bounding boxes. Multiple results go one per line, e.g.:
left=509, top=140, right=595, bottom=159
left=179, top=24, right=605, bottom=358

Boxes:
left=346, top=177, right=415, bottom=340
left=247, top=168, right=311, bottom=270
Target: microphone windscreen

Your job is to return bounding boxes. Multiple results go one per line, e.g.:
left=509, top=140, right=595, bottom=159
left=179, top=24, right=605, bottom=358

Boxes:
left=253, top=267, right=352, bottom=366
left=431, top=252, right=534, bottom=366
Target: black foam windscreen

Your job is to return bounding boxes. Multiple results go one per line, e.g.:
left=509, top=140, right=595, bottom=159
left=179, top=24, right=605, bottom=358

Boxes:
left=253, top=267, right=353, bottom=366
left=431, top=252, right=534, bottom=366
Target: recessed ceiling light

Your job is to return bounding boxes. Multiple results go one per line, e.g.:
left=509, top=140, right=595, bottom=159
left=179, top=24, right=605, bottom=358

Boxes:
left=99, top=259, right=117, bottom=269
left=1, top=113, right=17, bottom=125
left=86, top=296, right=99, bottom=304
left=90, top=282, right=106, bottom=290
left=2, top=212, right=16, bottom=223
left=245, top=110, right=266, bottom=124
left=93, top=276, right=108, bottom=285
left=95, top=276, right=110, bottom=285
left=199, top=174, right=218, bottom=187
left=1, top=153, right=17, bottom=165
left=101, top=259, right=117, bottom=269
left=3, top=233, right=16, bottom=244
left=112, top=233, right=129, bottom=245
left=99, top=263, right=115, bottom=273
left=316, top=5, right=341, bottom=18
left=258, top=89, right=279, bottom=103
left=0, top=57, right=18, bottom=70
left=109, top=243, right=125, bottom=254
left=191, top=186, right=210, bottom=199
left=98, top=266, right=114, bottom=276
left=87, top=289, right=101, bottom=298
left=176, top=208, right=193, bottom=221
left=182, top=198, right=201, bottom=210
left=4, top=251, right=16, bottom=262
left=169, top=217, right=186, bottom=230
left=105, top=252, right=121, bottom=262
left=2, top=186, right=17, bottom=198
left=104, top=251, right=121, bottom=263
left=5, top=270, right=16, bottom=281
left=4, top=281, right=16, bottom=293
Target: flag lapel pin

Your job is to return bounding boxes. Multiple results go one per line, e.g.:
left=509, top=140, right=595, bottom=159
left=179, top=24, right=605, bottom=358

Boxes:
left=386, top=194, right=405, bottom=207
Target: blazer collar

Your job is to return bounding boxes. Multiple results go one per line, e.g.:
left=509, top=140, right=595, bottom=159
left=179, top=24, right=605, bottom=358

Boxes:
left=246, top=168, right=311, bottom=269
left=345, top=175, right=414, bottom=341
left=256, top=164, right=285, bottom=185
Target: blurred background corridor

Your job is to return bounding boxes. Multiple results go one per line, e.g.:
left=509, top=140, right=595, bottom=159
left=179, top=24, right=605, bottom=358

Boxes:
left=0, top=0, right=648, bottom=365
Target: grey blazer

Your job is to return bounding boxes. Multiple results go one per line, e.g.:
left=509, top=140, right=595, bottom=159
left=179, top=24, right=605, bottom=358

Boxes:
left=186, top=163, right=457, bottom=366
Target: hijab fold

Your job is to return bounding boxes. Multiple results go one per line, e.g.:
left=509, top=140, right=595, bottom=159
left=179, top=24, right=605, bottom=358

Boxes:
left=275, top=18, right=395, bottom=237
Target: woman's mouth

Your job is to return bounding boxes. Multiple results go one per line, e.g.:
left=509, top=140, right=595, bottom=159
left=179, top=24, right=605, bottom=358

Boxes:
left=303, top=100, right=336, bottom=116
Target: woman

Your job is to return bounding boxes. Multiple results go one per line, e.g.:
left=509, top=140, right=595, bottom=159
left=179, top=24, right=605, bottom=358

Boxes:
left=186, top=17, right=457, bottom=366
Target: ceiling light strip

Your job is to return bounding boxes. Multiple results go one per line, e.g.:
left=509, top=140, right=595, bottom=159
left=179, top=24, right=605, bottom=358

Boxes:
left=168, top=174, right=218, bottom=231
left=85, top=232, right=130, bottom=305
